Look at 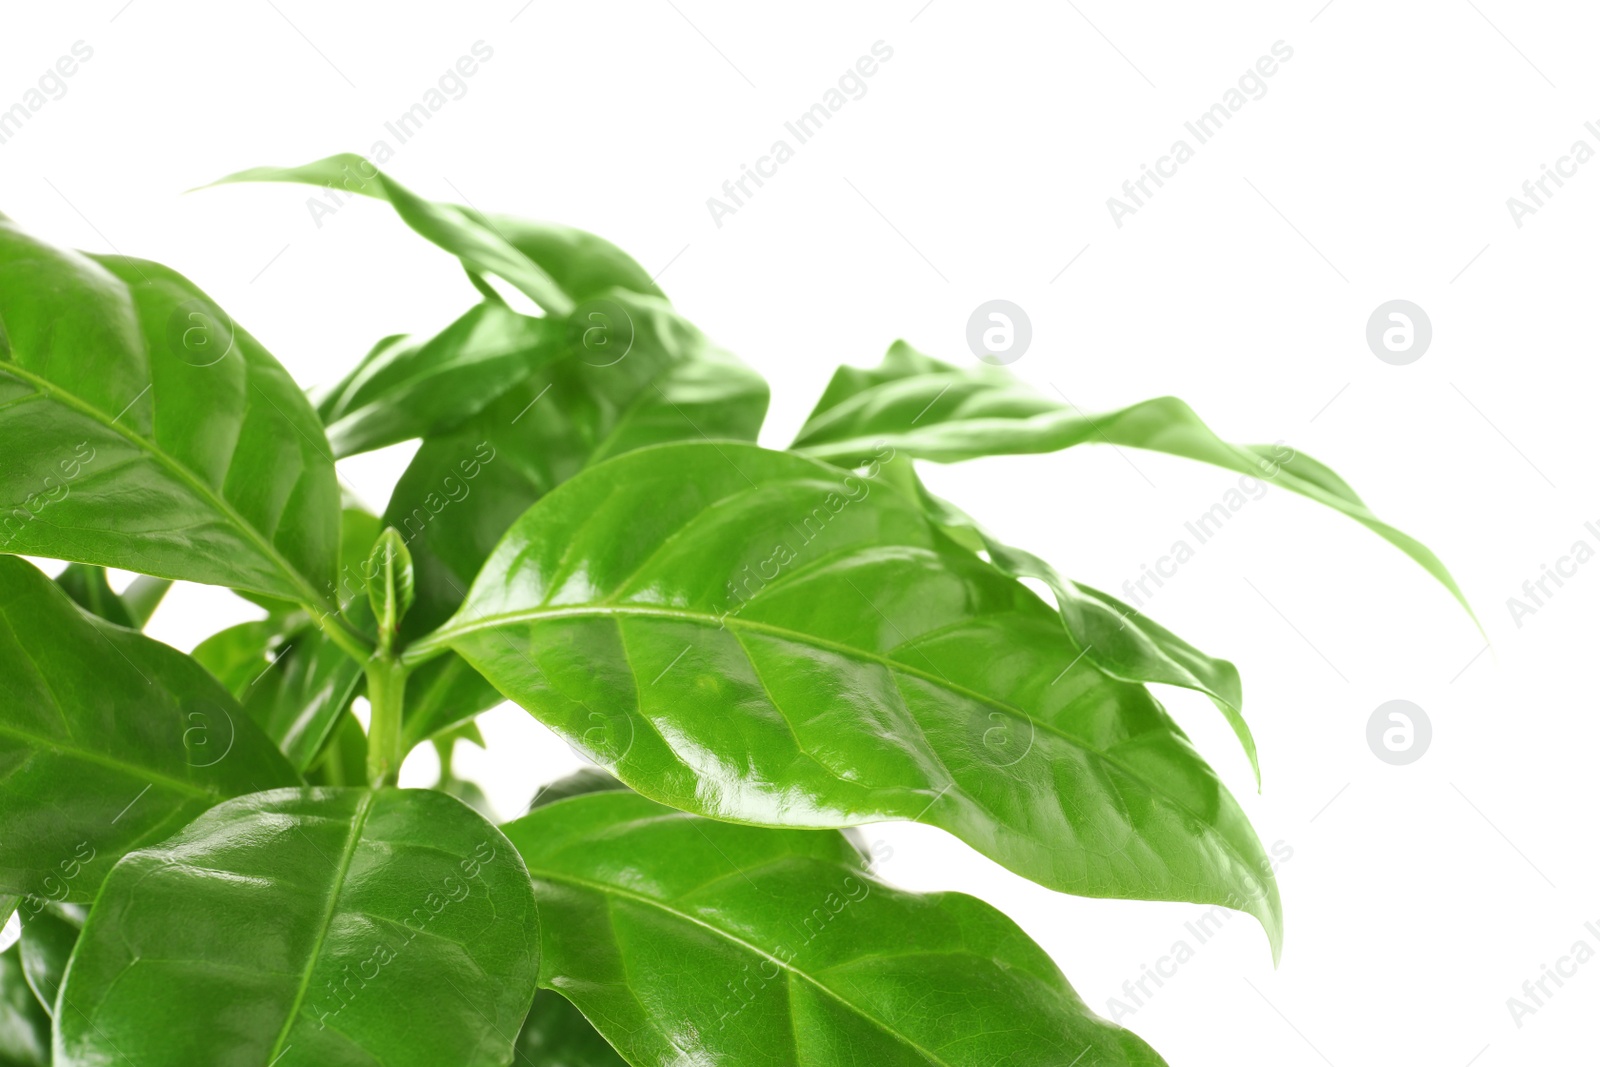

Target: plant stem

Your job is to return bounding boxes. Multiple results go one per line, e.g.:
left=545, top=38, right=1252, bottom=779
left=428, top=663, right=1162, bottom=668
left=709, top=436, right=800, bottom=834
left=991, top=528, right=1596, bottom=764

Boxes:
left=314, top=605, right=376, bottom=663
left=364, top=656, right=408, bottom=787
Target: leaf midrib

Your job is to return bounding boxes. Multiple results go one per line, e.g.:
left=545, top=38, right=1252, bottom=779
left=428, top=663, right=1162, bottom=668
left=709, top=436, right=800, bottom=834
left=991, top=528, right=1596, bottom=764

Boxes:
left=525, top=864, right=961, bottom=1067
left=266, top=790, right=377, bottom=1062
left=0, top=362, right=333, bottom=611
left=434, top=603, right=1273, bottom=904
left=0, top=721, right=216, bottom=801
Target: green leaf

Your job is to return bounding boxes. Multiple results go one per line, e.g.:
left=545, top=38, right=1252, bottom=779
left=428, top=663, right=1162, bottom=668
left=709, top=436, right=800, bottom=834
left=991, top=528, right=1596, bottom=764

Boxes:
left=52, top=564, right=134, bottom=628
left=54, top=565, right=172, bottom=632
left=388, top=290, right=768, bottom=635
left=366, top=528, right=414, bottom=650
left=881, top=457, right=1259, bottom=786
left=57, top=787, right=539, bottom=1067
left=305, top=713, right=367, bottom=788
left=529, top=768, right=627, bottom=811
left=485, top=214, right=664, bottom=303
left=503, top=790, right=1168, bottom=1067
left=792, top=342, right=1471, bottom=616
left=241, top=627, right=364, bottom=772
left=208, top=155, right=663, bottom=309
left=0, top=217, right=341, bottom=607
left=416, top=442, right=1283, bottom=956
left=515, top=990, right=627, bottom=1067
left=400, top=651, right=504, bottom=752
left=0, top=946, right=47, bottom=1067
left=0, top=556, right=299, bottom=903
left=191, top=618, right=290, bottom=698
left=207, top=155, right=575, bottom=315
left=18, top=903, right=83, bottom=1016
left=317, top=303, right=561, bottom=458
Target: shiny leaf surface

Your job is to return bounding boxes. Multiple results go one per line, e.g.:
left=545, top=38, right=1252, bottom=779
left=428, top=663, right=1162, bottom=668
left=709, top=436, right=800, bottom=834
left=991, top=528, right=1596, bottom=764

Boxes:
left=792, top=342, right=1469, bottom=614
left=504, top=790, right=1167, bottom=1067
left=0, top=215, right=341, bottom=606
left=420, top=442, right=1282, bottom=954
left=388, top=290, right=768, bottom=635
left=0, top=557, right=298, bottom=902
left=882, top=458, right=1259, bottom=783
left=57, top=787, right=539, bottom=1067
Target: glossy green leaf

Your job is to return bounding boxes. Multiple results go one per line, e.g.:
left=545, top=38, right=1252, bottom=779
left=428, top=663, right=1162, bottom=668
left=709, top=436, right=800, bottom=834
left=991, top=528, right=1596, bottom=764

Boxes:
left=792, top=342, right=1470, bottom=615
left=0, top=216, right=341, bottom=607
left=57, top=787, right=539, bottom=1067
left=388, top=290, right=768, bottom=635
left=0, top=556, right=299, bottom=903
left=209, top=155, right=662, bottom=308
left=515, top=990, right=626, bottom=1067
left=0, top=946, right=47, bottom=1067
left=18, top=903, right=83, bottom=1016
left=880, top=457, right=1259, bottom=785
left=417, top=442, right=1283, bottom=955
left=208, top=155, right=575, bottom=314
left=317, top=303, right=560, bottom=458
left=504, top=790, right=1167, bottom=1067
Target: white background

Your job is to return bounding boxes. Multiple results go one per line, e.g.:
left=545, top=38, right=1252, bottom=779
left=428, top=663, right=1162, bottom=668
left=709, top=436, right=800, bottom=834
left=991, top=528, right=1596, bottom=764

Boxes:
left=3, top=2, right=1597, bottom=1063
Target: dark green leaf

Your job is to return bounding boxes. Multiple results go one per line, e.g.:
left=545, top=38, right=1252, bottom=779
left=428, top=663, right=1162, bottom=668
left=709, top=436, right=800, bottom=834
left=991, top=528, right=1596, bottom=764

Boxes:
left=0, top=217, right=341, bottom=607
left=0, top=556, right=299, bottom=903
left=317, top=303, right=561, bottom=458
left=504, top=790, right=1167, bottom=1067
left=58, top=787, right=539, bottom=1067
left=792, top=342, right=1470, bottom=616
left=417, top=442, right=1283, bottom=955
left=388, top=290, right=769, bottom=635
left=18, top=903, right=83, bottom=1016
left=515, top=990, right=626, bottom=1067
left=0, top=946, right=47, bottom=1067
